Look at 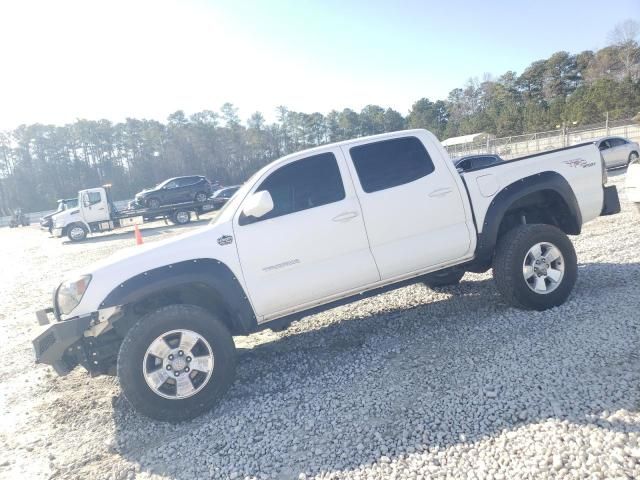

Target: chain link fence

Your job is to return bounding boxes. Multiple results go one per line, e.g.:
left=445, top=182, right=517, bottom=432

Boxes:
left=445, top=121, right=640, bottom=160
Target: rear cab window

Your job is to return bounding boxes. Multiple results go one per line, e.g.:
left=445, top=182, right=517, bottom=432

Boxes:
left=349, top=136, right=435, bottom=193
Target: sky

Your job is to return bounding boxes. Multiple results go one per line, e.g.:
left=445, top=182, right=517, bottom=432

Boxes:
left=0, top=0, right=638, bottom=130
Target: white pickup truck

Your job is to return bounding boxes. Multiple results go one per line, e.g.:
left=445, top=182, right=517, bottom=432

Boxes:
left=33, top=129, right=620, bottom=421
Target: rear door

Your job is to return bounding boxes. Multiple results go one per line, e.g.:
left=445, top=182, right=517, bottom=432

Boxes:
left=343, top=134, right=472, bottom=280
left=609, top=138, right=628, bottom=166
left=233, top=149, right=380, bottom=319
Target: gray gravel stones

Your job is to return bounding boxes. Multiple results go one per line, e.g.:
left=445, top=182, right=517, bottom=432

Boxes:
left=0, top=172, right=639, bottom=479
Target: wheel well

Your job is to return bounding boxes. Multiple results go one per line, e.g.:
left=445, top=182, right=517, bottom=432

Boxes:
left=113, top=282, right=239, bottom=337
left=497, top=189, right=580, bottom=241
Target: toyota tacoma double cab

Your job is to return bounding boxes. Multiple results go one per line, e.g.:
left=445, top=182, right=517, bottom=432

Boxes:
left=33, top=129, right=620, bottom=421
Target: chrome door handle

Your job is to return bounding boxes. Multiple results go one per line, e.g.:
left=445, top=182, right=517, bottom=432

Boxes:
left=332, top=211, right=359, bottom=222
left=429, top=188, right=453, bottom=198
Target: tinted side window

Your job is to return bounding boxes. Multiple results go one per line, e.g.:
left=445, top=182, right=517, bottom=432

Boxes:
left=610, top=138, right=626, bottom=147
left=599, top=141, right=611, bottom=151
left=176, top=177, right=194, bottom=187
left=241, top=152, right=345, bottom=225
left=349, top=137, right=435, bottom=193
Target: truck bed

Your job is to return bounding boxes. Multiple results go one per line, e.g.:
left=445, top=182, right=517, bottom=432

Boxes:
left=460, top=141, right=604, bottom=234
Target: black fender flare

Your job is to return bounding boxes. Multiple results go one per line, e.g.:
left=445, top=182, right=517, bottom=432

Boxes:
left=99, top=258, right=257, bottom=335
left=473, top=171, right=582, bottom=266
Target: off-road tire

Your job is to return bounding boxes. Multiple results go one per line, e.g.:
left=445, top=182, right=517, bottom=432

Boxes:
left=493, top=224, right=577, bottom=311
left=66, top=223, right=88, bottom=242
left=423, top=269, right=465, bottom=288
left=117, top=304, right=236, bottom=422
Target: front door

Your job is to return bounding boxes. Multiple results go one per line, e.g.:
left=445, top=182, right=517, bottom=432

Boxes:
left=344, top=134, right=473, bottom=280
left=599, top=140, right=615, bottom=168
left=162, top=180, right=181, bottom=204
left=233, top=149, right=380, bottom=320
left=80, top=189, right=110, bottom=224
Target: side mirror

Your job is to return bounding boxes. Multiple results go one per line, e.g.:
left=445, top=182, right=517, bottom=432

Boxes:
left=242, top=191, right=274, bottom=219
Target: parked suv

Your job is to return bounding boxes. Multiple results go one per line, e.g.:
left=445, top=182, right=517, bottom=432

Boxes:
left=134, top=176, right=212, bottom=209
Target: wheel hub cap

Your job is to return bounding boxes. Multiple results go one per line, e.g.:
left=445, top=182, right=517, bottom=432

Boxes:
left=143, top=329, right=214, bottom=400
left=523, top=242, right=565, bottom=294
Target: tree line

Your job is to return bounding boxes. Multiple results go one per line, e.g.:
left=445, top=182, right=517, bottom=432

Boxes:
left=1, top=20, right=639, bottom=213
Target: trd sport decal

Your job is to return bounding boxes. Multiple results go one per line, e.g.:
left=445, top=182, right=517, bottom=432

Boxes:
left=563, top=158, right=596, bottom=168
left=217, top=235, right=233, bottom=246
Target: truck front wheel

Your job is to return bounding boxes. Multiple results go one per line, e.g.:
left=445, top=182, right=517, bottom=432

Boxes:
left=67, top=223, right=88, bottom=242
left=493, top=224, right=577, bottom=311
left=117, top=305, right=236, bottom=422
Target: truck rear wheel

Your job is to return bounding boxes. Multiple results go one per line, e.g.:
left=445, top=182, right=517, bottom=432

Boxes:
left=493, top=224, right=577, bottom=311
left=171, top=210, right=191, bottom=225
left=117, top=305, right=236, bottom=422
left=67, top=223, right=88, bottom=242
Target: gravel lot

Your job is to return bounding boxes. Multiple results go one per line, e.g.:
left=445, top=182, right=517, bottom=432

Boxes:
left=1, top=172, right=639, bottom=480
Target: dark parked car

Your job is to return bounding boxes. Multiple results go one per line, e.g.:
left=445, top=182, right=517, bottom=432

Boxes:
left=454, top=154, right=502, bottom=172
left=134, top=175, right=212, bottom=209
left=40, top=198, right=78, bottom=232
left=211, top=185, right=241, bottom=209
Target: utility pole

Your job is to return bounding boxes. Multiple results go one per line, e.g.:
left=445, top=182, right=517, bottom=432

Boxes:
left=605, top=111, right=609, bottom=135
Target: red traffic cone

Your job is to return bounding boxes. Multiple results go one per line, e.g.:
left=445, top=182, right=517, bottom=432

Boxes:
left=134, top=224, right=143, bottom=245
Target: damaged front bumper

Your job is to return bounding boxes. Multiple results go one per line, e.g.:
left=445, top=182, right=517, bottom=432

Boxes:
left=32, top=306, right=122, bottom=376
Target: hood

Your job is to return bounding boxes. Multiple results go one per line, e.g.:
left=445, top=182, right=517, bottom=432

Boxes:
left=64, top=221, right=243, bottom=319
left=52, top=208, right=80, bottom=225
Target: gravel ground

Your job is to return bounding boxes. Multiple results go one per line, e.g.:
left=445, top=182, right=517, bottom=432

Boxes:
left=1, top=172, right=639, bottom=480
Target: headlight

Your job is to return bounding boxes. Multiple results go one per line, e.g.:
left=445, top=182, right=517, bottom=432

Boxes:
left=57, top=275, right=92, bottom=315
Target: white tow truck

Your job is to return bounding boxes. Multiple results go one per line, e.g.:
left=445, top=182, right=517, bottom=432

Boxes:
left=49, top=185, right=216, bottom=242
left=33, top=129, right=620, bottom=421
